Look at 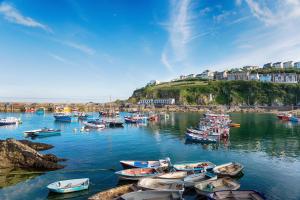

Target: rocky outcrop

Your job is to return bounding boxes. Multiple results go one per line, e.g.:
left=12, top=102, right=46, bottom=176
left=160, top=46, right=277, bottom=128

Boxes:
left=0, top=138, right=65, bottom=170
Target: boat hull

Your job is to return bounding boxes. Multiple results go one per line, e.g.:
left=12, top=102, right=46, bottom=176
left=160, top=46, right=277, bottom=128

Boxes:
left=54, top=115, right=72, bottom=122
left=47, top=178, right=89, bottom=194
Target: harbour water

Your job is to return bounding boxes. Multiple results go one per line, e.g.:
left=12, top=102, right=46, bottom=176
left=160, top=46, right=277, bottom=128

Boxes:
left=0, top=112, right=300, bottom=200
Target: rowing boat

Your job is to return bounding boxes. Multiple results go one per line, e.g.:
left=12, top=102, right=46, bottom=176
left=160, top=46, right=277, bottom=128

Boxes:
left=173, top=161, right=216, bottom=172
left=120, top=158, right=170, bottom=169
left=88, top=184, right=136, bottom=200
left=47, top=178, right=89, bottom=193
left=207, top=190, right=266, bottom=200
left=183, top=172, right=217, bottom=187
left=156, top=171, right=188, bottom=179
left=137, top=178, right=184, bottom=192
left=115, top=168, right=162, bottom=180
left=213, top=162, right=244, bottom=177
left=119, top=191, right=183, bottom=200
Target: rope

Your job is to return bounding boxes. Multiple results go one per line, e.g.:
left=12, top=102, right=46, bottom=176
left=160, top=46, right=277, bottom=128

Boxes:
left=1, top=168, right=117, bottom=175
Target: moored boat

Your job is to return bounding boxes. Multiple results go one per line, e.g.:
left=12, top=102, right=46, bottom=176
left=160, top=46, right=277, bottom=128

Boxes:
left=137, top=178, right=184, bottom=192
left=36, top=107, right=45, bottom=115
left=194, top=177, right=240, bottom=196
left=213, top=162, right=244, bottom=177
left=185, top=132, right=218, bottom=143
left=120, top=158, right=170, bottom=169
left=156, top=171, right=188, bottom=179
left=290, top=116, right=299, bottom=122
left=47, top=178, right=89, bottom=193
left=84, top=120, right=105, bottom=129
left=119, top=191, right=182, bottom=200
left=88, top=184, right=136, bottom=200
left=173, top=161, right=215, bottom=172
left=24, top=128, right=61, bottom=137
left=207, top=190, right=266, bottom=200
left=54, top=113, right=72, bottom=122
left=0, top=117, right=21, bottom=126
left=115, top=168, right=162, bottom=180
left=183, top=172, right=217, bottom=187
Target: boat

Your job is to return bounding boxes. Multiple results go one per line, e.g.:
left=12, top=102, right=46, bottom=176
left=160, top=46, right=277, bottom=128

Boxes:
left=156, top=171, right=188, bottom=179
left=207, top=190, right=266, bottom=200
left=24, top=128, right=61, bottom=137
left=88, top=184, right=136, bottom=200
left=119, top=191, right=182, bottom=200
left=229, top=123, right=240, bottom=127
left=194, top=177, right=240, bottom=196
left=183, top=172, right=217, bottom=187
left=47, top=178, right=89, bottom=193
left=115, top=168, right=162, bottom=180
left=54, top=113, right=72, bottom=122
left=213, top=162, right=244, bottom=177
left=185, top=132, right=218, bottom=143
left=173, top=161, right=215, bottom=172
left=78, top=112, right=89, bottom=120
left=0, top=117, right=21, bottom=126
left=120, top=158, right=170, bottom=169
left=137, top=178, right=184, bottom=192
left=290, top=116, right=299, bottom=122
left=106, top=120, right=124, bottom=128
left=83, top=120, right=105, bottom=129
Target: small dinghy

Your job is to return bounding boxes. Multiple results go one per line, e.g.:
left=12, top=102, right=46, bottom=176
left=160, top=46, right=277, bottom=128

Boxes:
left=195, top=177, right=240, bottom=196
left=213, top=162, right=244, bottom=177
left=24, top=128, right=61, bottom=137
left=137, top=178, right=184, bottom=192
left=84, top=120, right=105, bottom=129
left=0, top=117, right=21, bottom=126
left=119, top=191, right=182, bottom=200
left=120, top=158, right=170, bottom=169
left=207, top=190, right=266, bottom=200
left=47, top=178, right=89, bottom=193
left=183, top=172, right=217, bottom=187
left=186, top=132, right=218, bottom=143
left=115, top=168, right=162, bottom=180
left=156, top=171, right=188, bottom=179
left=173, top=161, right=216, bottom=172
left=88, top=184, right=136, bottom=200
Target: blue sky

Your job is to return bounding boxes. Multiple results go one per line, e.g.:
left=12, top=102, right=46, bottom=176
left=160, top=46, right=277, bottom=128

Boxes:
left=1, top=0, right=300, bottom=102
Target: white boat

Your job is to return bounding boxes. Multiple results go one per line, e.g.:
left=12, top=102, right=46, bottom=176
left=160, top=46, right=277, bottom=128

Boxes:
left=183, top=172, right=217, bottom=187
left=195, top=177, right=240, bottom=196
left=83, top=121, right=105, bottom=129
left=119, top=191, right=183, bottom=200
left=115, top=168, right=162, bottom=180
left=137, top=178, right=184, bottom=192
left=156, top=171, right=188, bottom=179
left=173, top=161, right=216, bottom=172
left=120, top=158, right=170, bottom=169
left=24, top=128, right=61, bottom=137
left=0, top=117, right=21, bottom=126
left=47, top=178, right=89, bottom=193
left=208, top=190, right=266, bottom=200
left=213, top=162, right=244, bottom=177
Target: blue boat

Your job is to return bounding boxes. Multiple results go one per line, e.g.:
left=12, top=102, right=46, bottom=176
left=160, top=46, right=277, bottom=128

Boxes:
left=173, top=161, right=216, bottom=172
left=36, top=108, right=45, bottom=115
left=185, top=132, right=218, bottom=143
left=47, top=178, right=89, bottom=193
left=24, top=128, right=61, bottom=137
left=54, top=113, right=72, bottom=122
left=290, top=116, right=299, bottom=122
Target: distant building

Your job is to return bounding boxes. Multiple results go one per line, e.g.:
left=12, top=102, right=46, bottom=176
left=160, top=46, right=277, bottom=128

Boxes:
left=273, top=73, right=285, bottom=83
left=196, top=70, right=215, bottom=80
left=227, top=71, right=249, bottom=81
left=186, top=74, right=195, bottom=78
left=284, top=73, right=298, bottom=83
left=214, top=71, right=228, bottom=80
left=138, top=98, right=175, bottom=105
left=179, top=75, right=187, bottom=80
left=147, top=80, right=160, bottom=86
left=249, top=73, right=260, bottom=80
left=273, top=62, right=283, bottom=68
left=259, top=74, right=272, bottom=82
left=294, top=62, right=300, bottom=68
left=283, top=61, right=294, bottom=68
left=242, top=66, right=259, bottom=71
left=263, top=63, right=273, bottom=68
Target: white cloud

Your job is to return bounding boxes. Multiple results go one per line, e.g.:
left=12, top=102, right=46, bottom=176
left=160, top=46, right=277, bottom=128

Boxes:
left=63, top=41, right=95, bottom=55
left=49, top=53, right=74, bottom=65
left=199, top=7, right=211, bottom=16
left=0, top=2, right=51, bottom=32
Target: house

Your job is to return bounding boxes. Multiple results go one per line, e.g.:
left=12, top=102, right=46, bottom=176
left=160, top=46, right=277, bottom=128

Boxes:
left=259, top=74, right=272, bottom=82
left=196, top=70, right=215, bottom=80
left=179, top=75, right=187, bottom=80
left=263, top=63, right=272, bottom=68
left=283, top=61, right=294, bottom=68
left=186, top=74, right=195, bottom=78
left=249, top=73, right=260, bottom=80
left=227, top=71, right=249, bottom=81
left=273, top=73, right=285, bottom=83
left=294, top=62, right=300, bottom=68
left=242, top=66, right=259, bottom=71
left=284, top=73, right=298, bottom=83
left=138, top=98, right=175, bottom=105
left=147, top=80, right=160, bottom=86
left=273, top=62, right=283, bottom=68
left=214, top=70, right=228, bottom=80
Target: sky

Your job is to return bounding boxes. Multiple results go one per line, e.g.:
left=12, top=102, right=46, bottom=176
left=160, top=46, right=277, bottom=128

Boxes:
left=1, top=0, right=300, bottom=102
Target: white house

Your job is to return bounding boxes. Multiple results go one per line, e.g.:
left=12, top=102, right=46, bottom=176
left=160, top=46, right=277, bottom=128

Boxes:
left=294, top=62, right=300, bottom=68
left=249, top=73, right=260, bottom=80
left=283, top=61, right=294, bottom=68
left=273, top=73, right=285, bottom=83
left=147, top=80, right=160, bottom=86
left=242, top=66, right=259, bottom=71
left=284, top=73, right=298, bottom=83
left=263, top=63, right=272, bottom=68
left=259, top=74, right=272, bottom=82
left=186, top=74, right=195, bottom=78
left=196, top=70, right=215, bottom=80
left=273, top=62, right=283, bottom=68
left=138, top=98, right=175, bottom=105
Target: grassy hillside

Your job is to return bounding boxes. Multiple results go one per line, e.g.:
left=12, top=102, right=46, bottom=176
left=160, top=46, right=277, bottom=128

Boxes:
left=129, top=80, right=300, bottom=106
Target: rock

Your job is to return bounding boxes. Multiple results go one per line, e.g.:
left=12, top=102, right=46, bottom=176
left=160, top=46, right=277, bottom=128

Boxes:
left=0, top=139, right=65, bottom=170
left=18, top=140, right=53, bottom=151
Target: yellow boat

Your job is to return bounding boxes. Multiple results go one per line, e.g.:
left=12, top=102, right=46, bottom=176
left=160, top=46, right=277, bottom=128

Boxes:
left=229, top=123, right=240, bottom=128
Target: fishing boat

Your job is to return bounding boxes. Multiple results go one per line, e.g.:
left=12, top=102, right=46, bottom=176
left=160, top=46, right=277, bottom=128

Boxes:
left=137, top=178, right=184, bottom=192
left=54, top=113, right=72, bottom=122
left=120, top=158, right=170, bottom=169
left=36, top=107, right=45, bottom=115
left=185, top=132, right=218, bottom=143
left=173, top=161, right=216, bottom=172
left=115, top=168, right=162, bottom=180
left=78, top=112, right=89, bottom=120
left=105, top=120, right=124, bottom=128
left=119, top=191, right=182, bottom=200
left=0, top=117, right=21, bottom=126
left=290, top=116, right=299, bottom=122
left=47, top=178, right=89, bottom=193
left=88, top=184, right=136, bottom=200
left=213, top=162, right=244, bottom=177
left=183, top=172, right=217, bottom=187
left=24, top=128, right=61, bottom=137
left=195, top=177, right=240, bottom=196
left=83, top=120, right=105, bottom=129
left=207, top=190, right=266, bottom=200
left=156, top=171, right=188, bottom=179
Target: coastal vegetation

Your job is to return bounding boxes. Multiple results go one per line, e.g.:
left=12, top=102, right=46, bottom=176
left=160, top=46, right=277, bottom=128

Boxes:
left=130, top=80, right=300, bottom=106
